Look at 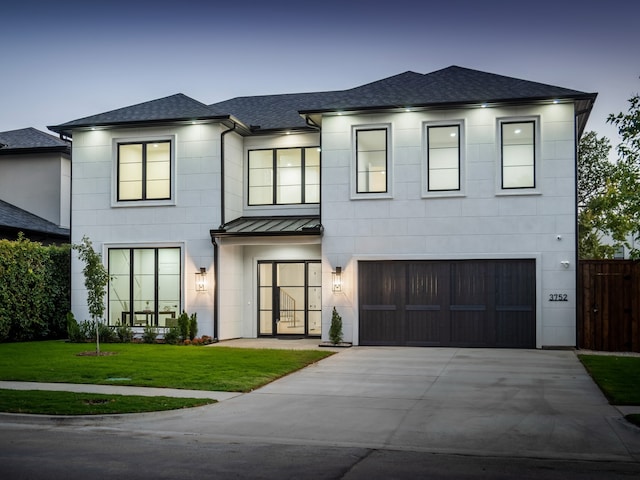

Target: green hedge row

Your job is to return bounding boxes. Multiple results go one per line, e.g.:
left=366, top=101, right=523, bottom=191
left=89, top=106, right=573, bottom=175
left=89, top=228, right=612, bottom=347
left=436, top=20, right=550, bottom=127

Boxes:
left=0, top=235, right=71, bottom=341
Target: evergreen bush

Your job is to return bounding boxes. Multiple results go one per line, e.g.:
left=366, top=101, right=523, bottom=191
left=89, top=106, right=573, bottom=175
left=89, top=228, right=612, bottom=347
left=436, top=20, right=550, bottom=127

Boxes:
left=0, top=235, right=71, bottom=342
left=177, top=311, right=190, bottom=341
left=189, top=313, right=198, bottom=340
left=329, top=307, right=343, bottom=345
left=66, top=312, right=84, bottom=343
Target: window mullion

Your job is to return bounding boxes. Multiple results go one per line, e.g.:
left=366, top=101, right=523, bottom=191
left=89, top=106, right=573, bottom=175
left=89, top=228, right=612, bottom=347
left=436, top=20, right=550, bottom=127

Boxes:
left=272, top=150, right=278, bottom=205
left=301, top=149, right=306, bottom=204
left=128, top=248, right=134, bottom=320
left=154, top=249, right=159, bottom=323
left=141, top=143, right=148, bottom=200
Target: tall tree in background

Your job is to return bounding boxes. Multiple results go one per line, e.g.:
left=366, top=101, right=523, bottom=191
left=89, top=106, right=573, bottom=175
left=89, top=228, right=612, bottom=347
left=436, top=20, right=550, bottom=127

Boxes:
left=577, top=131, right=617, bottom=258
left=605, top=93, right=640, bottom=258
left=578, top=92, right=640, bottom=259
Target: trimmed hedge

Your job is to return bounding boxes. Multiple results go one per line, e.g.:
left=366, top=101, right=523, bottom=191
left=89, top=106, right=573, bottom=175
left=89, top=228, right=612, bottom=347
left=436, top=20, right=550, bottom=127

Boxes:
left=0, top=235, right=70, bottom=341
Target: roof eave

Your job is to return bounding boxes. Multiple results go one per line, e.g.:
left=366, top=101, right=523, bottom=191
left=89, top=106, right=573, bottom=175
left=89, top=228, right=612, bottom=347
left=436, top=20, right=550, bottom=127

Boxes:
left=0, top=145, right=71, bottom=156
left=247, top=125, right=318, bottom=136
left=299, top=93, right=599, bottom=116
left=48, top=115, right=244, bottom=137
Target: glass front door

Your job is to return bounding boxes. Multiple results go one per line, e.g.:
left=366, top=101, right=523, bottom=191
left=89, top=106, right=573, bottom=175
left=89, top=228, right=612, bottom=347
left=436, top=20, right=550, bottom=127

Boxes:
left=258, top=261, right=321, bottom=337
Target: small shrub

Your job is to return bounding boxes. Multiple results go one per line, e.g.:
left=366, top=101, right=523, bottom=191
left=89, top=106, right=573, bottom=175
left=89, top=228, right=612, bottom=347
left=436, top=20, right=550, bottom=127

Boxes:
left=78, top=320, right=94, bottom=341
left=142, top=325, right=158, bottom=344
left=115, top=323, right=133, bottom=343
left=75, top=320, right=116, bottom=343
left=163, top=326, right=181, bottom=345
left=183, top=339, right=191, bottom=346
left=66, top=312, right=84, bottom=343
left=98, top=322, right=116, bottom=343
left=329, top=307, right=343, bottom=345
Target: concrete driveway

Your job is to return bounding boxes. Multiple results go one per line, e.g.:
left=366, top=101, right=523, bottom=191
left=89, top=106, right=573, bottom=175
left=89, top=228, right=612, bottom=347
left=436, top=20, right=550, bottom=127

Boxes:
left=102, top=346, right=640, bottom=462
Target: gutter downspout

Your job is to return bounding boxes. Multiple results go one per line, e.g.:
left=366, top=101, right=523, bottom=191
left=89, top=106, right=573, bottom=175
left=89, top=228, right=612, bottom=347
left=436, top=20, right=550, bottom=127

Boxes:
left=212, top=123, right=237, bottom=341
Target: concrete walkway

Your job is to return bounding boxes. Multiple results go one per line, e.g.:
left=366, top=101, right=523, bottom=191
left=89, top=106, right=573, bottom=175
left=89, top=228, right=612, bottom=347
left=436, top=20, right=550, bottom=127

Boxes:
left=1, top=345, right=639, bottom=463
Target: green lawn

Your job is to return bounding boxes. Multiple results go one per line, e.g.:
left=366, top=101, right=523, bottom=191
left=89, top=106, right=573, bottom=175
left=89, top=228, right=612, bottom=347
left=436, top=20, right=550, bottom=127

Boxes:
left=578, top=354, right=640, bottom=428
left=0, top=389, right=216, bottom=415
left=578, top=355, right=640, bottom=405
left=0, top=340, right=333, bottom=392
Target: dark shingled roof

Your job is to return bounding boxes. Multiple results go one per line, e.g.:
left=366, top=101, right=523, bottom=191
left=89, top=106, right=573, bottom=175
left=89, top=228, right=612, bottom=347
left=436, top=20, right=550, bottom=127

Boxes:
left=50, top=66, right=596, bottom=135
left=211, top=216, right=322, bottom=238
left=0, top=199, right=70, bottom=238
left=211, top=66, right=596, bottom=132
left=301, top=66, right=594, bottom=111
left=49, top=94, right=229, bottom=135
left=210, top=92, right=330, bottom=131
left=0, top=128, right=70, bottom=154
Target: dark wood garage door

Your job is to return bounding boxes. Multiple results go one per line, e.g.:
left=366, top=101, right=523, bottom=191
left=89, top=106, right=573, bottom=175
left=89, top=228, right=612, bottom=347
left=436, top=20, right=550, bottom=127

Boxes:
left=359, top=260, right=535, bottom=348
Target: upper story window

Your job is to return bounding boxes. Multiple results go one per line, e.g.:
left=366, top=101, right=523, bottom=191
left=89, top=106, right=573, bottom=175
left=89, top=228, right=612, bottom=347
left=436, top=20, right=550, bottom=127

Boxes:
left=500, top=121, right=535, bottom=189
left=117, top=140, right=171, bottom=201
left=355, top=128, right=388, bottom=194
left=248, top=147, right=320, bottom=206
left=427, top=124, right=460, bottom=191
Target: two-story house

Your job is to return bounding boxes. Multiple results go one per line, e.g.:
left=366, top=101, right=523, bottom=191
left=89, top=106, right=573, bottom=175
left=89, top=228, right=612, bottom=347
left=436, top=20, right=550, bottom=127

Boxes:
left=0, top=128, right=71, bottom=244
left=49, top=66, right=596, bottom=348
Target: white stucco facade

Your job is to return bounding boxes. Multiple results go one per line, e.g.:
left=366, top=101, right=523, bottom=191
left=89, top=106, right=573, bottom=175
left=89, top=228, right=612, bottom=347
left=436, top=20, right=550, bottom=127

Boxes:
left=320, top=103, right=578, bottom=347
left=57, top=67, right=594, bottom=348
left=70, top=124, right=222, bottom=336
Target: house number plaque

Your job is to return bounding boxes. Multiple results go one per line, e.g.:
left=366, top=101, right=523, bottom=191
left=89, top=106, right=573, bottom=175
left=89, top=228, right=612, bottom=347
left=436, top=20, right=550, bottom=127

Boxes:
left=548, top=293, right=568, bottom=302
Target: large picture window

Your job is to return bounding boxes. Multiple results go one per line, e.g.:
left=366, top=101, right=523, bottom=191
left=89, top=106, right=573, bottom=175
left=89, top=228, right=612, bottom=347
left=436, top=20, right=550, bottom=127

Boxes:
left=501, top=121, right=535, bottom=189
left=118, top=141, right=171, bottom=201
left=427, top=124, right=460, bottom=191
left=248, top=147, right=320, bottom=205
left=356, top=128, right=387, bottom=193
left=108, top=247, right=181, bottom=327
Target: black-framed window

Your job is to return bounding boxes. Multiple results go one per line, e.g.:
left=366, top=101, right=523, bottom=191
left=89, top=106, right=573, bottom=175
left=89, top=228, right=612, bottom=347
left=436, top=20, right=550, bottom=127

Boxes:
left=117, top=140, right=171, bottom=201
left=356, top=128, right=387, bottom=193
left=108, top=247, right=181, bottom=327
left=427, top=124, right=460, bottom=191
left=248, top=147, right=320, bottom=205
left=501, top=121, right=535, bottom=189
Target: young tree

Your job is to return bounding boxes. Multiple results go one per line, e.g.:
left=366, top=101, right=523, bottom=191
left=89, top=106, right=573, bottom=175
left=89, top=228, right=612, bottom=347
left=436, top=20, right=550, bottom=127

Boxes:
left=73, top=236, right=109, bottom=354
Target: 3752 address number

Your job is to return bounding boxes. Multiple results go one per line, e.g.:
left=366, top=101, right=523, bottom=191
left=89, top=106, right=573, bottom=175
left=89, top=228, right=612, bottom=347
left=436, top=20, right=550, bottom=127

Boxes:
left=549, top=294, right=568, bottom=302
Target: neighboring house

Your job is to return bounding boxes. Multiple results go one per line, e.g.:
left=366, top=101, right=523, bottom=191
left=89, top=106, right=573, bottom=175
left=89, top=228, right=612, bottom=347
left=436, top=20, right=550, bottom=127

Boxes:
left=49, top=66, right=596, bottom=348
left=0, top=128, right=71, bottom=244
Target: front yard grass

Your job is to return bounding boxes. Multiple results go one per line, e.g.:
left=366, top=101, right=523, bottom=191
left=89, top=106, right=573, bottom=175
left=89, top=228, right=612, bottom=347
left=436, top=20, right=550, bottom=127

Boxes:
left=0, top=389, right=216, bottom=415
left=0, top=340, right=333, bottom=392
left=578, top=354, right=640, bottom=428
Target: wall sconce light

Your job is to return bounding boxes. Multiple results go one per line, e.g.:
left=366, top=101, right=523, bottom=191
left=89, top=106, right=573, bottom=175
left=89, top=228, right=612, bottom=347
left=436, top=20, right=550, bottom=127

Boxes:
left=195, top=267, right=207, bottom=291
left=561, top=260, right=570, bottom=269
left=332, top=266, right=342, bottom=293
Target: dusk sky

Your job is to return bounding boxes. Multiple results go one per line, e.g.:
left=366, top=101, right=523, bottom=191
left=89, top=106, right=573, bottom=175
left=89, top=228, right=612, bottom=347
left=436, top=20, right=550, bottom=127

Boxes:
left=2, top=0, right=638, bottom=149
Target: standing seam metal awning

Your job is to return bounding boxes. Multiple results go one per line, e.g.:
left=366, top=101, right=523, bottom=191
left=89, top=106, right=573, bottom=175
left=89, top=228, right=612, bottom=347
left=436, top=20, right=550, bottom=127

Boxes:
left=210, top=216, right=322, bottom=239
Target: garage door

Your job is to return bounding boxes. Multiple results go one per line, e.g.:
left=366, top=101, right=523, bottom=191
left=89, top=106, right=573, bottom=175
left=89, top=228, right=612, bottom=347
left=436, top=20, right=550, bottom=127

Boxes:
left=358, top=260, right=535, bottom=348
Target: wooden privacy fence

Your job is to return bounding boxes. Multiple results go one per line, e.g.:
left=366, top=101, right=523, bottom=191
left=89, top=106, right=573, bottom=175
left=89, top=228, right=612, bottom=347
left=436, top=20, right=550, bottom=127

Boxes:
left=578, top=260, right=640, bottom=352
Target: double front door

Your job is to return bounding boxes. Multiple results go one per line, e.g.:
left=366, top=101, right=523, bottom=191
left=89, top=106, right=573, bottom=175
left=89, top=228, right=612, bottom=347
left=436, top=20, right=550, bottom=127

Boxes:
left=258, top=261, right=321, bottom=337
